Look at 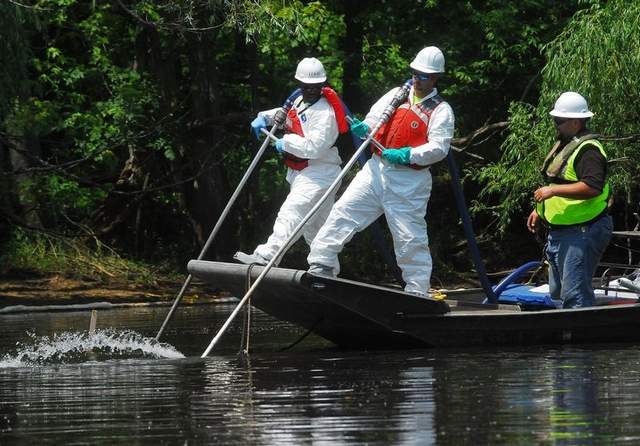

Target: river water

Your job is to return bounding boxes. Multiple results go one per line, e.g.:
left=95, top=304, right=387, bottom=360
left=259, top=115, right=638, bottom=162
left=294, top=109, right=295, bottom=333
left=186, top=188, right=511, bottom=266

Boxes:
left=1, top=302, right=640, bottom=445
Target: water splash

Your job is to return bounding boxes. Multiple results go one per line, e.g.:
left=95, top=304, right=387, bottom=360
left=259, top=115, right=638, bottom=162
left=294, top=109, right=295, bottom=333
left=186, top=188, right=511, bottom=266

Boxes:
left=0, top=329, right=185, bottom=368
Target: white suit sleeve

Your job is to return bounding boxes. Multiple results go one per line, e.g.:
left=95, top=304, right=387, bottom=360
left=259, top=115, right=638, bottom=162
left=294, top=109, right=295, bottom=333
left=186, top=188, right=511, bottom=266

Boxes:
left=410, top=102, right=455, bottom=166
left=281, top=101, right=339, bottom=160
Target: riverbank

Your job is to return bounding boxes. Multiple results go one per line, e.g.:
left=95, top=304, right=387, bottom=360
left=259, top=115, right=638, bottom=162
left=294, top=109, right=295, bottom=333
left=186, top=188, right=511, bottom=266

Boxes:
left=0, top=274, right=225, bottom=309
left=0, top=232, right=500, bottom=310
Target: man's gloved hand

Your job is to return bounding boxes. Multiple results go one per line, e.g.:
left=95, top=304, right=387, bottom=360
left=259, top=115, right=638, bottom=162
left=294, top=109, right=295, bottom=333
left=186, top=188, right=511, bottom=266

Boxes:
left=250, top=115, right=267, bottom=140
left=382, top=147, right=412, bottom=165
left=349, top=118, right=369, bottom=139
left=273, top=108, right=287, bottom=128
left=274, top=138, right=285, bottom=153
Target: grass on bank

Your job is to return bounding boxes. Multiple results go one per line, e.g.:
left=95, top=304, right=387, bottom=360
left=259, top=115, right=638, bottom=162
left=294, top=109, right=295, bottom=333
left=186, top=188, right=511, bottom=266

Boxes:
left=0, top=229, right=179, bottom=287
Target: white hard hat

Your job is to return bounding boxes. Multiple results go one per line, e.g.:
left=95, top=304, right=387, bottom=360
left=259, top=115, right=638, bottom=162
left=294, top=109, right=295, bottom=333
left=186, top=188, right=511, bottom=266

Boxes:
left=549, top=92, right=594, bottom=118
left=294, top=57, right=327, bottom=84
left=410, top=46, right=445, bottom=73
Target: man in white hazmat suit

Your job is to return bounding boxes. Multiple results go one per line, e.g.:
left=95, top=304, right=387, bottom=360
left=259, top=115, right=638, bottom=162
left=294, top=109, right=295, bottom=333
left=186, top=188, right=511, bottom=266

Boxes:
left=307, top=46, right=455, bottom=297
left=234, top=57, right=344, bottom=265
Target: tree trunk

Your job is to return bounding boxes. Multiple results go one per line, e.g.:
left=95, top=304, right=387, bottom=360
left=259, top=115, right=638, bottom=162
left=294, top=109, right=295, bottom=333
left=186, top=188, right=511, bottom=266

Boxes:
left=0, top=138, right=9, bottom=239
left=7, top=134, right=42, bottom=228
left=341, top=0, right=366, bottom=113
left=90, top=144, right=146, bottom=243
left=180, top=32, right=233, bottom=260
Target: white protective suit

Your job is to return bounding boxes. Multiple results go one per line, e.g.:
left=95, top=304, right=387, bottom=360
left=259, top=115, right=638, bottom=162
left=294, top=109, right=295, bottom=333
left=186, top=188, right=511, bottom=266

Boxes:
left=251, top=95, right=342, bottom=263
left=307, top=87, right=455, bottom=295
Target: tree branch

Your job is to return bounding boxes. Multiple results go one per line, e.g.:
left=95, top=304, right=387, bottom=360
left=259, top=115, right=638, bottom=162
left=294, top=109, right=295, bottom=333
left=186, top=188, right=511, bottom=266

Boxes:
left=113, top=0, right=225, bottom=32
left=6, top=0, right=52, bottom=11
left=601, top=133, right=640, bottom=142
left=452, top=121, right=508, bottom=148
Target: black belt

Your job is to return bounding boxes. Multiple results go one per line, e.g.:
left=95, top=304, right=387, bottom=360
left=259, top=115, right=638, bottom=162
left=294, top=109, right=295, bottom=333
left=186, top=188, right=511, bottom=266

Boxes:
left=546, top=209, right=609, bottom=230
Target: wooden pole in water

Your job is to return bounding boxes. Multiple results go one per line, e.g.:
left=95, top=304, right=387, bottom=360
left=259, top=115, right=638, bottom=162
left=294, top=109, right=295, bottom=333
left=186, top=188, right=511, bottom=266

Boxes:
left=89, top=310, right=98, bottom=334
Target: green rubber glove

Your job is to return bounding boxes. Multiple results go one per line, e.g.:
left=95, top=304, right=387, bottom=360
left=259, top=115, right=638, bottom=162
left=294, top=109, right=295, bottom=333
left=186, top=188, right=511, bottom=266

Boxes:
left=349, top=118, right=370, bottom=139
left=382, top=147, right=412, bottom=165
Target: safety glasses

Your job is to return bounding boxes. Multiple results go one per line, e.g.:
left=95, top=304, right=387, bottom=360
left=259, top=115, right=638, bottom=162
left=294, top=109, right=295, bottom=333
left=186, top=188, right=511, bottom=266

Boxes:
left=298, top=82, right=322, bottom=90
left=553, top=117, right=570, bottom=126
left=411, top=71, right=432, bottom=81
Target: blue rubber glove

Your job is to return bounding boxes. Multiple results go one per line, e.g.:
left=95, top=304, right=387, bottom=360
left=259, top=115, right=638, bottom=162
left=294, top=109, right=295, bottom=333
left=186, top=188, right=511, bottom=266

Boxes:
left=250, top=115, right=267, bottom=140
left=382, top=147, right=412, bottom=165
left=349, top=118, right=369, bottom=139
left=274, top=138, right=284, bottom=153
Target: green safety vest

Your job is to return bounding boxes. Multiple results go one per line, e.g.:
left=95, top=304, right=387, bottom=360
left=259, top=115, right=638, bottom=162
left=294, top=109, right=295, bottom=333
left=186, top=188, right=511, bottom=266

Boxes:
left=536, top=134, right=609, bottom=226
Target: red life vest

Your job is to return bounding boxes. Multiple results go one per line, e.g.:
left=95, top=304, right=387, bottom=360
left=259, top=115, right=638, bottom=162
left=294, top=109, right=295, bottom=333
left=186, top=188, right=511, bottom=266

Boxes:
left=321, top=87, right=349, bottom=133
left=283, top=108, right=309, bottom=171
left=281, top=87, right=348, bottom=171
left=373, top=94, right=444, bottom=170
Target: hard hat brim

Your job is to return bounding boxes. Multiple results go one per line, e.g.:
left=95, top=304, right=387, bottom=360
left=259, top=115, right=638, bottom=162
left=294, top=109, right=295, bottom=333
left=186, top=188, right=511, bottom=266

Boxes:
left=294, top=75, right=327, bottom=84
left=409, top=60, right=442, bottom=74
left=549, top=110, right=594, bottom=118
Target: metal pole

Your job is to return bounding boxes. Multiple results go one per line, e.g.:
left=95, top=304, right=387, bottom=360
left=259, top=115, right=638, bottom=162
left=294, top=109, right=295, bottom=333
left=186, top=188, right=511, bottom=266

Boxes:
left=266, top=122, right=393, bottom=154
left=445, top=152, right=498, bottom=303
left=155, top=123, right=280, bottom=341
left=200, top=81, right=412, bottom=357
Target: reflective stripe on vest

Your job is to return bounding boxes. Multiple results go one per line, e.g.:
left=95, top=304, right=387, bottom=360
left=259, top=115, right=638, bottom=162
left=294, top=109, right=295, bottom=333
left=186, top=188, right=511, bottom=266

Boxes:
left=537, top=137, right=610, bottom=225
left=373, top=95, right=443, bottom=170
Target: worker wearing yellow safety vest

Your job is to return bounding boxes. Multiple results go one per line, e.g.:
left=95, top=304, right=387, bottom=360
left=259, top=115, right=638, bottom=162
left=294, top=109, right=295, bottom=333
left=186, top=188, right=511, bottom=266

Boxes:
left=527, top=92, right=613, bottom=308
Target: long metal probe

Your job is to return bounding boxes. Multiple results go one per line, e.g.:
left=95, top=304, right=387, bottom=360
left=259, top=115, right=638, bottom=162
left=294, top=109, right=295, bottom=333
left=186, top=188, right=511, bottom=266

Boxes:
left=155, top=123, right=280, bottom=341
left=200, top=81, right=412, bottom=357
left=262, top=124, right=389, bottom=154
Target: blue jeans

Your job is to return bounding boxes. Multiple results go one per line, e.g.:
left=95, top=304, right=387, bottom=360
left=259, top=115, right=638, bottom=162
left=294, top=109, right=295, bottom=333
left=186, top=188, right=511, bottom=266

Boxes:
left=546, top=215, right=613, bottom=308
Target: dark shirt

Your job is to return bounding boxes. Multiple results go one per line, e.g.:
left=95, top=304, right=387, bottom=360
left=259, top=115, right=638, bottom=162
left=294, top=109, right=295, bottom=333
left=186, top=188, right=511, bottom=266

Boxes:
left=574, top=143, right=607, bottom=192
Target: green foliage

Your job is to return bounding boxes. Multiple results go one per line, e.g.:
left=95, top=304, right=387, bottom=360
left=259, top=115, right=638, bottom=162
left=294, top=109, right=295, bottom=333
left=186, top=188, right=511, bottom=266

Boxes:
left=126, top=0, right=306, bottom=40
left=541, top=0, right=640, bottom=193
left=4, top=1, right=166, bottom=224
left=2, top=0, right=617, bottom=280
left=1, top=229, right=169, bottom=285
left=439, top=0, right=583, bottom=130
left=360, top=41, right=409, bottom=94
left=257, top=1, right=344, bottom=92
left=475, top=0, right=640, bottom=231
left=473, top=101, right=545, bottom=229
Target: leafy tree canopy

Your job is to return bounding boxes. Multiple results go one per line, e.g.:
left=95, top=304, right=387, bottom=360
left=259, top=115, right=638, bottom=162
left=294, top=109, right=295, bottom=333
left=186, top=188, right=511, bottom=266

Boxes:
left=474, top=0, right=640, bottom=231
left=5, top=0, right=632, bottom=280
